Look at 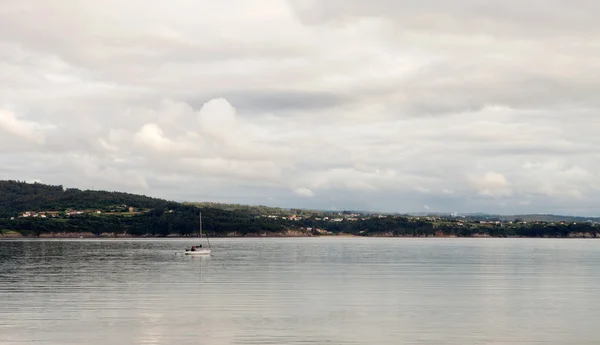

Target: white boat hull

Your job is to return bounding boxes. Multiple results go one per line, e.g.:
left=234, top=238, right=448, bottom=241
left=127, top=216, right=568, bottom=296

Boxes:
left=184, top=249, right=211, bottom=255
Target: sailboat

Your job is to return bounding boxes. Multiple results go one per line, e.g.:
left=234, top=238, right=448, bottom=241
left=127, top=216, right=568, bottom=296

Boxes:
left=184, top=211, right=211, bottom=255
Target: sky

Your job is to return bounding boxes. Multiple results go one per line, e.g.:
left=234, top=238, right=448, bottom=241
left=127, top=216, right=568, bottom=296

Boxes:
left=1, top=0, right=600, bottom=215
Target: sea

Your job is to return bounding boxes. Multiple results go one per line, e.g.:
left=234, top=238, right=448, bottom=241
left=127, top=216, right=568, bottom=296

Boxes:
left=0, top=237, right=599, bottom=345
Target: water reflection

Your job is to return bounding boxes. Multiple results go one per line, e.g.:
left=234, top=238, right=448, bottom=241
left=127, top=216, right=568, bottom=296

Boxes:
left=0, top=238, right=599, bottom=344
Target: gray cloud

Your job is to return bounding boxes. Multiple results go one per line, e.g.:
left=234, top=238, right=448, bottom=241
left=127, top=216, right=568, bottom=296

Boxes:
left=203, top=90, right=347, bottom=112
left=288, top=0, right=600, bottom=38
left=1, top=0, right=600, bottom=215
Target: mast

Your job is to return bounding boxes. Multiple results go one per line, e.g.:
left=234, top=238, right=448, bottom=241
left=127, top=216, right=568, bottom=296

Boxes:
left=200, top=211, right=211, bottom=249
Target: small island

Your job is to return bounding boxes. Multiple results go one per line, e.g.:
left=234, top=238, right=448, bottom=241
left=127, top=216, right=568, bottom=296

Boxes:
left=0, top=180, right=599, bottom=238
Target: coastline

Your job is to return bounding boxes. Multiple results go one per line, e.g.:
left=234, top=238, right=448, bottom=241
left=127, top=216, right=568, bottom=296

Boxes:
left=1, top=231, right=598, bottom=239
left=0, top=231, right=343, bottom=239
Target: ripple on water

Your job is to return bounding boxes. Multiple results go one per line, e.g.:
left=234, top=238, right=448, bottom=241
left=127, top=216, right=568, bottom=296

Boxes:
left=1, top=238, right=600, bottom=345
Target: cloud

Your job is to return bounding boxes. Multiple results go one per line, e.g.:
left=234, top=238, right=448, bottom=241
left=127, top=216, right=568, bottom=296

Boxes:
left=288, top=1, right=600, bottom=39
left=197, top=98, right=237, bottom=141
left=470, top=172, right=512, bottom=197
left=0, top=109, right=50, bottom=144
left=294, top=187, right=315, bottom=197
left=1, top=0, right=600, bottom=215
left=134, top=123, right=179, bottom=153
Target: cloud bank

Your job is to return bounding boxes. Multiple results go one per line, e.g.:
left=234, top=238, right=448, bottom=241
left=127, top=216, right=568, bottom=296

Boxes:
left=1, top=0, right=599, bottom=215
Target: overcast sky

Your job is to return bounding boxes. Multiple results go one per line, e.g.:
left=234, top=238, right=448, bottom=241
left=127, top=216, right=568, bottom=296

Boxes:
left=1, top=1, right=600, bottom=215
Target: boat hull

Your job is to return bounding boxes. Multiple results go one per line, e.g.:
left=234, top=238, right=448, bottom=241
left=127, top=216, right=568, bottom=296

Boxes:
left=184, top=249, right=211, bottom=255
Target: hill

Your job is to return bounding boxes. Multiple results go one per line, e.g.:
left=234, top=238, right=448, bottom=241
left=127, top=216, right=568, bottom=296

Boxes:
left=0, top=180, right=599, bottom=238
left=0, top=180, right=170, bottom=217
left=0, top=180, right=297, bottom=237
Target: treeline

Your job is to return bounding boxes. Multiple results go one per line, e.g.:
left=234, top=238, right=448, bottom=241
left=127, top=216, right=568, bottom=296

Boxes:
left=185, top=201, right=328, bottom=218
left=306, top=217, right=600, bottom=238
left=1, top=180, right=599, bottom=238
left=0, top=205, right=290, bottom=237
left=2, top=212, right=599, bottom=238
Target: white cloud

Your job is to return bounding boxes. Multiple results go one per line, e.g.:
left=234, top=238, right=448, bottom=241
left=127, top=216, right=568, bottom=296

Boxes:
left=294, top=187, right=315, bottom=197
left=134, top=123, right=179, bottom=153
left=197, top=98, right=238, bottom=141
left=469, top=171, right=512, bottom=197
left=0, top=109, right=49, bottom=144
left=98, top=138, right=119, bottom=152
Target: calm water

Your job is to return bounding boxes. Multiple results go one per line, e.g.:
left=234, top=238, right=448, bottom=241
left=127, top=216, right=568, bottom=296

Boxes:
left=0, top=238, right=599, bottom=345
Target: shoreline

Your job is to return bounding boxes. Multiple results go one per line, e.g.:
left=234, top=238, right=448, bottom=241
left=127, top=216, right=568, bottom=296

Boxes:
left=1, top=232, right=598, bottom=239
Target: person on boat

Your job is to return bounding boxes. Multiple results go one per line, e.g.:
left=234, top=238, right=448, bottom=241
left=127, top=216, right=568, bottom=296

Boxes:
left=191, top=246, right=196, bottom=251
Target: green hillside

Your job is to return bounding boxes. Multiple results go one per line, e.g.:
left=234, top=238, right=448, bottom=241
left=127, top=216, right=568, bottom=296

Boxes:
left=0, top=180, right=169, bottom=217
left=0, top=180, right=294, bottom=237
left=0, top=180, right=599, bottom=238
